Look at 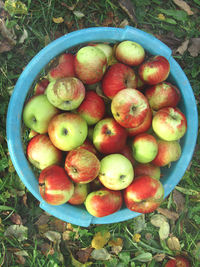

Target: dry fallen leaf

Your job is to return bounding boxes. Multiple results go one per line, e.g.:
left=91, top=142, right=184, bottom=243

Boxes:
left=153, top=253, right=166, bottom=262
left=108, top=238, right=123, bottom=255
left=156, top=207, right=179, bottom=221
left=167, top=236, right=181, bottom=251
left=91, top=231, right=111, bottom=249
left=173, top=0, right=194, bottom=15
left=150, top=214, right=168, bottom=227
left=43, top=230, right=61, bottom=243
left=40, top=242, right=55, bottom=256
left=173, top=189, right=185, bottom=213
left=0, top=18, right=16, bottom=53
left=159, top=222, right=170, bottom=240
left=91, top=248, right=111, bottom=261
left=4, top=225, right=28, bottom=242
left=10, top=213, right=23, bottom=225
left=188, top=38, right=200, bottom=57
left=119, top=0, right=137, bottom=24
left=52, top=17, right=64, bottom=24
left=34, top=214, right=50, bottom=226
left=76, top=247, right=93, bottom=263
left=50, top=218, right=67, bottom=233
left=176, top=39, right=189, bottom=55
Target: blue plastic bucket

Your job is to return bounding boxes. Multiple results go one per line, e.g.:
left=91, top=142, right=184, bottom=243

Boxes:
left=6, top=26, right=198, bottom=227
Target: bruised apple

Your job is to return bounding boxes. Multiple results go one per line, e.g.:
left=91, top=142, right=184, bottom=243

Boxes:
left=68, top=183, right=89, bottom=205
left=85, top=188, right=123, bottom=217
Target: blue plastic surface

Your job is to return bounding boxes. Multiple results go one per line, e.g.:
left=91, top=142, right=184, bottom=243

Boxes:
left=6, top=26, right=198, bottom=227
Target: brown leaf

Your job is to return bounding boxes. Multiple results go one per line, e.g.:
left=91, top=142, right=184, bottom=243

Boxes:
left=119, top=19, right=129, bottom=28
left=102, top=11, right=115, bottom=27
left=167, top=236, right=181, bottom=251
left=156, top=207, right=179, bottom=221
left=34, top=214, right=50, bottom=226
left=76, top=247, right=93, bottom=263
left=62, top=230, right=72, bottom=241
left=188, top=38, right=200, bottom=57
left=119, top=0, right=137, bottom=24
left=0, top=18, right=16, bottom=52
left=176, top=39, right=189, bottom=55
left=50, top=218, right=67, bottom=233
left=172, top=189, right=185, bottom=213
left=22, top=194, right=28, bottom=207
left=10, top=213, right=22, bottom=225
left=108, top=238, right=123, bottom=255
left=40, top=243, right=55, bottom=256
left=172, top=0, right=194, bottom=15
left=61, top=2, right=77, bottom=11
left=15, top=255, right=26, bottom=265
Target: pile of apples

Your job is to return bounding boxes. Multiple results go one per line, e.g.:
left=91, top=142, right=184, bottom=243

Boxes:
left=23, top=40, right=187, bottom=218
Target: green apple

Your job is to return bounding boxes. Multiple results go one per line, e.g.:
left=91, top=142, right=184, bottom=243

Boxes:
left=99, top=154, right=134, bottom=190
left=48, top=112, right=88, bottom=151
left=23, top=94, right=59, bottom=134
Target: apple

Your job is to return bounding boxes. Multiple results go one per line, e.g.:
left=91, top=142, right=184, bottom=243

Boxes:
left=77, top=91, right=105, bottom=125
left=99, top=154, right=134, bottom=190
left=124, top=175, right=164, bottom=213
left=101, top=63, right=137, bottom=99
left=48, top=112, right=88, bottom=151
left=127, top=107, right=152, bottom=136
left=115, top=40, right=145, bottom=66
left=139, top=55, right=170, bottom=85
left=89, top=177, right=103, bottom=191
left=74, top=45, right=107, bottom=84
left=132, top=133, right=158, bottom=163
left=89, top=43, right=113, bottom=64
left=152, top=107, right=187, bottom=141
left=151, top=139, right=181, bottom=167
left=145, top=82, right=181, bottom=110
left=28, top=129, right=38, bottom=139
left=85, top=188, right=123, bottom=217
left=111, top=88, right=149, bottom=128
left=26, top=134, right=63, bottom=170
left=68, top=183, right=89, bottom=205
left=65, top=148, right=100, bottom=184
left=23, top=94, right=59, bottom=134
left=48, top=53, right=75, bottom=81
left=93, top=117, right=127, bottom=154
left=38, top=165, right=74, bottom=205
left=165, top=256, right=191, bottom=267
left=119, top=144, right=135, bottom=166
left=34, top=78, right=49, bottom=95
left=78, top=139, right=97, bottom=155
left=46, top=77, right=85, bottom=110
left=134, top=163, right=161, bottom=180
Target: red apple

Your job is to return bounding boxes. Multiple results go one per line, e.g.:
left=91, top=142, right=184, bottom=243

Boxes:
left=77, top=91, right=105, bottom=125
left=74, top=45, right=107, bottom=84
left=139, top=55, right=170, bottom=85
left=65, top=148, right=100, bottom=184
left=34, top=78, right=49, bottom=95
left=152, top=107, right=187, bottom=141
left=39, top=165, right=74, bottom=205
left=78, top=139, right=97, bottom=155
left=119, top=144, right=135, bottom=166
left=101, top=63, right=137, bottom=99
left=145, top=82, right=181, bottom=110
left=85, top=188, right=123, bottom=217
left=48, top=53, right=75, bottom=81
left=27, top=134, right=63, bottom=170
left=115, top=40, right=145, bottom=66
left=93, top=117, right=128, bottom=154
left=134, top=163, right=161, bottom=180
left=124, top=175, right=164, bottom=213
left=151, top=139, right=181, bottom=167
left=165, top=256, right=191, bottom=267
left=127, top=107, right=152, bottom=136
left=68, top=183, right=89, bottom=205
left=111, top=88, right=149, bottom=128
left=131, top=133, right=158, bottom=164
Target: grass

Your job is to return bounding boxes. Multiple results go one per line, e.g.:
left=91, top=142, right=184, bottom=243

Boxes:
left=0, top=0, right=200, bottom=266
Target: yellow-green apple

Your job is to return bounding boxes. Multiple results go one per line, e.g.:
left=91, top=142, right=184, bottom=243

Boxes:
left=27, top=134, right=63, bottom=170
left=145, top=82, right=181, bottom=110
left=48, top=112, right=88, bottom=151
left=152, top=107, right=187, bottom=141
left=151, top=139, right=181, bottom=167
left=124, top=175, right=164, bottom=213
left=38, top=165, right=74, bottom=205
left=132, top=133, right=158, bottom=163
left=93, top=118, right=127, bottom=154
left=115, top=40, right=145, bottom=66
left=74, top=45, right=107, bottom=84
left=127, top=107, right=152, bottom=136
left=89, top=43, right=113, bottom=64
left=139, top=55, right=170, bottom=85
left=68, top=183, right=89, bottom=205
left=134, top=163, right=161, bottom=180
left=85, top=188, right=123, bottom=217
left=28, top=129, right=38, bottom=139
left=101, top=63, right=137, bottom=99
left=111, top=88, right=149, bottom=128
left=48, top=53, right=75, bottom=81
left=164, top=256, right=191, bottom=267
left=23, top=94, right=59, bottom=134
left=46, top=77, right=85, bottom=110
left=78, top=139, right=97, bottom=155
left=99, top=154, right=134, bottom=190
left=119, top=144, right=135, bottom=166
left=77, top=91, right=105, bottom=125
left=34, top=78, right=49, bottom=95
left=64, top=148, right=100, bottom=184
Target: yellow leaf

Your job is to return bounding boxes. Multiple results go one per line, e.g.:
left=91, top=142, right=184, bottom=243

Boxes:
left=53, top=17, right=64, bottom=24
left=91, top=231, right=111, bottom=249
left=133, top=233, right=141, bottom=242
left=158, top=13, right=166, bottom=20
left=108, top=237, right=123, bottom=247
